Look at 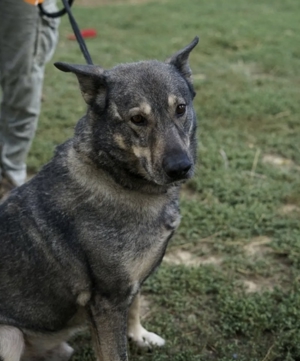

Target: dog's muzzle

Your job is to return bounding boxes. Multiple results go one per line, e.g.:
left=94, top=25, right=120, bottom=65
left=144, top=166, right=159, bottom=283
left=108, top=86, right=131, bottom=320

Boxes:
left=163, top=151, right=192, bottom=181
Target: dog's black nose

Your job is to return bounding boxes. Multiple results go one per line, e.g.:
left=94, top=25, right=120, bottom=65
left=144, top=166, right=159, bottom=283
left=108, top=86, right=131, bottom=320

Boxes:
left=163, top=154, right=192, bottom=180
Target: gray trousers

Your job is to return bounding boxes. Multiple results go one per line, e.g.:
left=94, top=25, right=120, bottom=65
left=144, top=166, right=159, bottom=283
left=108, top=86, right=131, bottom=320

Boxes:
left=0, top=0, right=59, bottom=186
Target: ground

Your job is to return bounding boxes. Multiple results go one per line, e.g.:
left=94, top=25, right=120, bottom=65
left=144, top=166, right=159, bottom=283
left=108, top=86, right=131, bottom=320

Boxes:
left=29, top=0, right=300, bottom=360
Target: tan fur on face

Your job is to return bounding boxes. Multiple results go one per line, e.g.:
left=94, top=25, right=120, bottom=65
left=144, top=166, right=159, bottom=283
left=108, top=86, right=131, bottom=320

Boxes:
left=129, top=102, right=152, bottom=117
left=140, top=102, right=151, bottom=115
left=130, top=145, right=153, bottom=180
left=131, top=145, right=151, bottom=161
left=168, top=94, right=177, bottom=108
left=110, top=102, right=122, bottom=120
left=114, top=134, right=127, bottom=150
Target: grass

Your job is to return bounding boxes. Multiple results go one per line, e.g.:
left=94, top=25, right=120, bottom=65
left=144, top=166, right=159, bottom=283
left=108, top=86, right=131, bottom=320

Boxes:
left=28, top=0, right=300, bottom=359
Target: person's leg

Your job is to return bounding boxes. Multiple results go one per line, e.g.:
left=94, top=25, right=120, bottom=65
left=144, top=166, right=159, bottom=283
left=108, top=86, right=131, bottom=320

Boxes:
left=0, top=0, right=59, bottom=187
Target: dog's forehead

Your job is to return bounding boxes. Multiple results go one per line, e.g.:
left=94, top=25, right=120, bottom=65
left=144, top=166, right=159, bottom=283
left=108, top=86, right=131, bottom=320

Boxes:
left=109, top=60, right=173, bottom=80
left=107, top=60, right=189, bottom=102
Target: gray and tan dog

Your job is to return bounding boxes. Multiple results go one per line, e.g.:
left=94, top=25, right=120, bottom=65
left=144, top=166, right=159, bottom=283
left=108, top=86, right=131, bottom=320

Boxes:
left=0, top=37, right=198, bottom=361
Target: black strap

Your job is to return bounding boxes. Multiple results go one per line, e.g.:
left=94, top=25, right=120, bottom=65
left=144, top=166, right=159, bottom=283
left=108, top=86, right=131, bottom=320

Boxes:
left=38, top=0, right=74, bottom=18
left=38, top=0, right=93, bottom=65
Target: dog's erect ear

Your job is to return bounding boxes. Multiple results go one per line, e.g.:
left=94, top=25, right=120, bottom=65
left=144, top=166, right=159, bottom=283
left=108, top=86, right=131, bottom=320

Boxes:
left=166, top=37, right=199, bottom=80
left=54, top=62, right=106, bottom=105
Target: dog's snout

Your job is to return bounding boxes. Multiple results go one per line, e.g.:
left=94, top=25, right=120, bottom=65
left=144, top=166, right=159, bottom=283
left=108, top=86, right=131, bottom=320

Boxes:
left=163, top=152, right=192, bottom=180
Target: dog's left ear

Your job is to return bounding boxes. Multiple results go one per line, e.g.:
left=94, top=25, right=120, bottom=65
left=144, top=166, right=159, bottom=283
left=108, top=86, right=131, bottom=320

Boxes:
left=54, top=62, right=106, bottom=105
left=166, top=36, right=199, bottom=80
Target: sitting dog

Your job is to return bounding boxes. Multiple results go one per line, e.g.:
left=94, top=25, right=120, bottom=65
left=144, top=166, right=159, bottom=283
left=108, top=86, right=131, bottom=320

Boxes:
left=0, top=37, right=198, bottom=361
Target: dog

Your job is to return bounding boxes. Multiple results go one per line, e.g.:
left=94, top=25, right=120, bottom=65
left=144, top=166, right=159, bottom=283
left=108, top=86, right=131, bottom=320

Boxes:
left=0, top=37, right=198, bottom=361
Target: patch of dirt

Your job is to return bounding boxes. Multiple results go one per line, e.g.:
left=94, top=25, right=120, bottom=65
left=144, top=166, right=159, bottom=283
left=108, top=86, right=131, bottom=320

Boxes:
left=262, top=154, right=300, bottom=170
left=163, top=249, right=223, bottom=267
left=75, top=0, right=156, bottom=7
left=279, top=204, right=300, bottom=215
left=242, top=279, right=274, bottom=293
left=230, top=61, right=274, bottom=80
left=193, top=73, right=207, bottom=81
left=230, top=61, right=258, bottom=77
left=244, top=236, right=272, bottom=257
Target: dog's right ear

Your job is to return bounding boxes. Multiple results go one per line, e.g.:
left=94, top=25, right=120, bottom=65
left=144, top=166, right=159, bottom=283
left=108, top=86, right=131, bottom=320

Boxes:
left=166, top=37, right=199, bottom=81
left=54, top=62, right=106, bottom=105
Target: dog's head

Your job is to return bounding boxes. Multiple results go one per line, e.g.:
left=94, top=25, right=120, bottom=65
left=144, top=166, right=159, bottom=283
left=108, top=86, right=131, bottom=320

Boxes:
left=55, top=37, right=198, bottom=186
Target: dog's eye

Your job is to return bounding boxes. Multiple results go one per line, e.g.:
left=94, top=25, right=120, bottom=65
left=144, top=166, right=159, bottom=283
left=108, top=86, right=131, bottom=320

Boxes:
left=176, top=104, right=186, bottom=116
left=130, top=115, right=147, bottom=126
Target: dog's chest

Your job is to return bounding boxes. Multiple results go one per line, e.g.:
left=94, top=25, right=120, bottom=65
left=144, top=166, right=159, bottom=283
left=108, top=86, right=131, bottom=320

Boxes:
left=78, top=189, right=181, bottom=294
left=124, top=197, right=181, bottom=285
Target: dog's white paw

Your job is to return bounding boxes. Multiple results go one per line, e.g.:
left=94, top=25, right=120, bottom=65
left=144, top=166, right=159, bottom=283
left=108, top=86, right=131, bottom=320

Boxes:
left=128, top=325, right=165, bottom=349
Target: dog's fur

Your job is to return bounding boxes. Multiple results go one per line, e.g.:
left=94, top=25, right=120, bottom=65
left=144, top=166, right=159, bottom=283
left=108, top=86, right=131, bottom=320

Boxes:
left=0, top=37, right=198, bottom=361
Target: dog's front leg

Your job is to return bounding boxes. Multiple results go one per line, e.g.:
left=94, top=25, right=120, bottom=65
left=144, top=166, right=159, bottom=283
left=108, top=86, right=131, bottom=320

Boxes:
left=87, top=295, right=128, bottom=361
left=127, top=292, right=165, bottom=348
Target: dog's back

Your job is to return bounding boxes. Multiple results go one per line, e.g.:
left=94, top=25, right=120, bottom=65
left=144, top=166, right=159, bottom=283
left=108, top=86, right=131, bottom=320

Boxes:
left=0, top=143, right=88, bottom=331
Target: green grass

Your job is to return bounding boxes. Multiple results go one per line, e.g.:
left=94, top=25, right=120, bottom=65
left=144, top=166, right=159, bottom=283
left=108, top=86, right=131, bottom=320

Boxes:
left=29, top=0, right=300, bottom=359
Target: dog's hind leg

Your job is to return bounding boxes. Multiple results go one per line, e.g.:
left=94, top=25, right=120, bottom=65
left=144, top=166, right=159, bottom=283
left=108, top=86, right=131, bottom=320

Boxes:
left=43, top=343, right=74, bottom=361
left=0, top=326, right=24, bottom=361
left=21, top=335, right=74, bottom=361
left=22, top=342, right=74, bottom=361
left=127, top=293, right=165, bottom=349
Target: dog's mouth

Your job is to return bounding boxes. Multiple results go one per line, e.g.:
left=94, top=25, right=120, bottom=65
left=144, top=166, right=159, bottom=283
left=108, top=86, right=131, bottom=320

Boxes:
left=143, top=166, right=194, bottom=186
left=164, top=167, right=194, bottom=185
left=132, top=156, right=194, bottom=187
